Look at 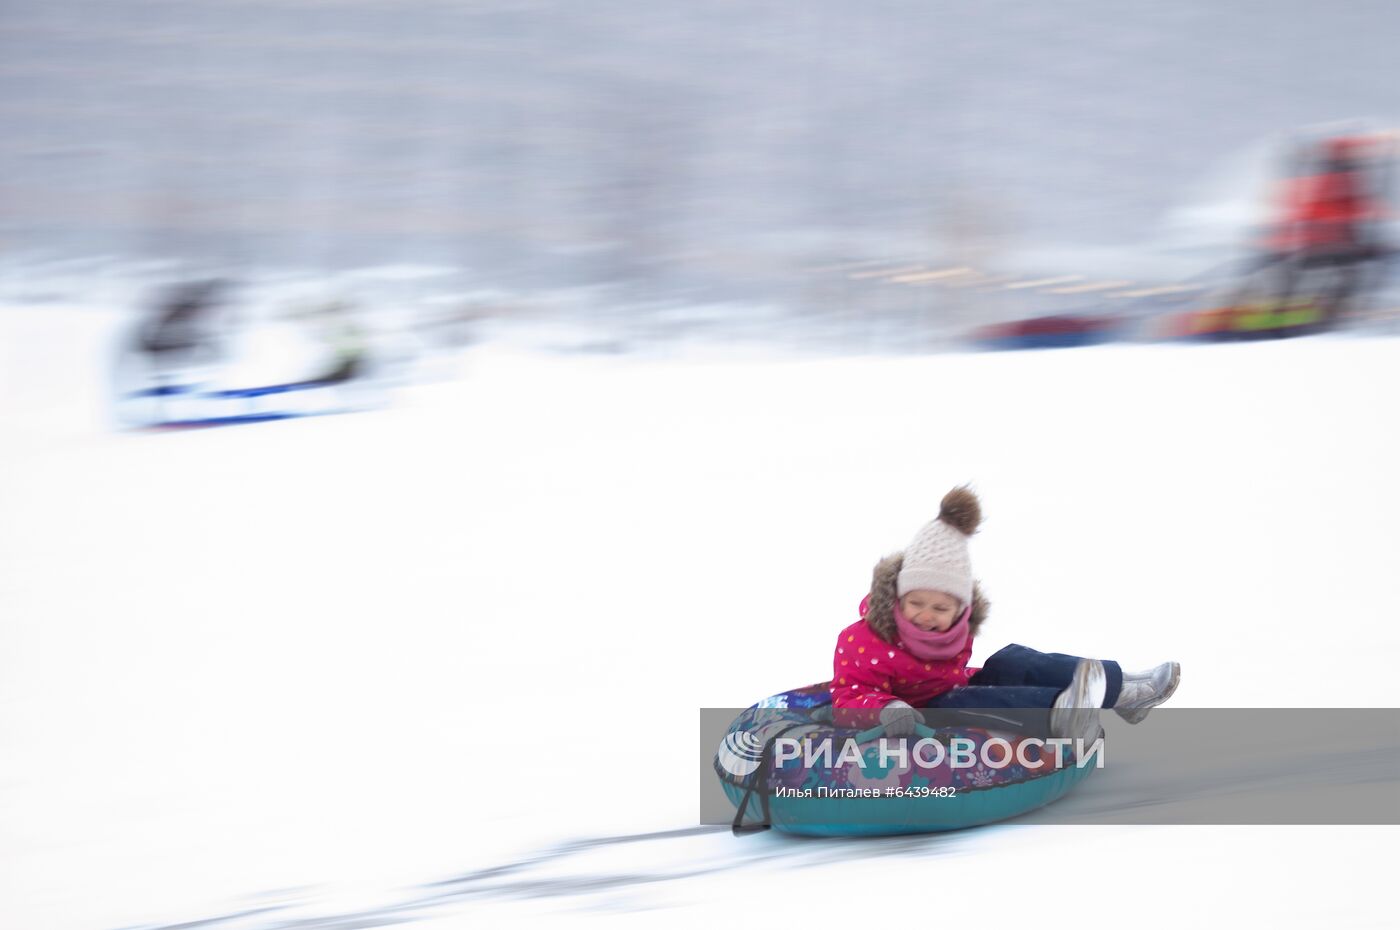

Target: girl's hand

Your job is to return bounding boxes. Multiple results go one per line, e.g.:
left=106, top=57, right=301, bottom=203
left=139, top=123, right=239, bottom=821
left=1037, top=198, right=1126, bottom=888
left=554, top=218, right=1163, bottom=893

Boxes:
left=879, top=701, right=924, bottom=738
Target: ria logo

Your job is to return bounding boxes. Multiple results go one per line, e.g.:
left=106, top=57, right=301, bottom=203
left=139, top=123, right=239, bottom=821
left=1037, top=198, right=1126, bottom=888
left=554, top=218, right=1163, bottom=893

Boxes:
left=717, top=729, right=766, bottom=778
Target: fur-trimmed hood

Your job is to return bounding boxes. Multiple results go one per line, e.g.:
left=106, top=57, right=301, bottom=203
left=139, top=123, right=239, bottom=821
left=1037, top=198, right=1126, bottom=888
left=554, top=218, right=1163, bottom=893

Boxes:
left=863, top=552, right=989, bottom=644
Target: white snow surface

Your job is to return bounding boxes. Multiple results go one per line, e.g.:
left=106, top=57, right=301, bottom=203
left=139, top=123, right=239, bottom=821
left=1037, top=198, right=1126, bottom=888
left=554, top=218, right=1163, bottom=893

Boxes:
left=2, top=302, right=1398, bottom=929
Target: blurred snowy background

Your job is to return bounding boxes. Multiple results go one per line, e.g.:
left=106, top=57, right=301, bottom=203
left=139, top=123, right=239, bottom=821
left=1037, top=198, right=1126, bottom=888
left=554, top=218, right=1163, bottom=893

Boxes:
left=3, top=2, right=1400, bottom=929
left=6, top=0, right=1400, bottom=341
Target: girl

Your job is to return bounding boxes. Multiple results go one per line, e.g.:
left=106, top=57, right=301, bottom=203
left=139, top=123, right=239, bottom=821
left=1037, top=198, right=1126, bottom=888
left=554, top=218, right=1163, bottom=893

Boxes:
left=831, top=486, right=1179, bottom=742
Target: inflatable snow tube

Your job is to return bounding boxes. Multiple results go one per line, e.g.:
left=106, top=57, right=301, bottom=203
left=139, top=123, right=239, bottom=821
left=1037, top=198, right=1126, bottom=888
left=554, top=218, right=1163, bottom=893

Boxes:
left=1171, top=300, right=1332, bottom=343
left=971, top=315, right=1122, bottom=351
left=715, top=684, right=1098, bottom=837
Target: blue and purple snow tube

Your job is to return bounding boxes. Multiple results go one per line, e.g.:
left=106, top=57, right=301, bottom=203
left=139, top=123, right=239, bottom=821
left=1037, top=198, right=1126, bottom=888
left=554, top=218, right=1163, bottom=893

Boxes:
left=970, top=315, right=1123, bottom=351
left=715, top=683, right=1098, bottom=837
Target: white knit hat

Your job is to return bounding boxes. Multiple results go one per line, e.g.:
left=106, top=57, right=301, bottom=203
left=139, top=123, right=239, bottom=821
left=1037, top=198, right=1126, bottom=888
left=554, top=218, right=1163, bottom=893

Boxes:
left=896, top=486, right=981, bottom=604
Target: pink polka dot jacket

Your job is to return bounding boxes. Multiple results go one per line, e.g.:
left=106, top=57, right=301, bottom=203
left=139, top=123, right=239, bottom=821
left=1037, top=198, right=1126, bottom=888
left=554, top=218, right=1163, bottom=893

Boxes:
left=830, top=553, right=990, bottom=728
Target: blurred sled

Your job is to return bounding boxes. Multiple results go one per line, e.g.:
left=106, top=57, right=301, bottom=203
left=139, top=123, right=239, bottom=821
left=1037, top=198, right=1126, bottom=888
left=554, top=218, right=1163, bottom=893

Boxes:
left=1162, top=296, right=1333, bottom=342
left=970, top=314, right=1124, bottom=350
left=117, top=369, right=373, bottom=429
left=114, top=282, right=386, bottom=429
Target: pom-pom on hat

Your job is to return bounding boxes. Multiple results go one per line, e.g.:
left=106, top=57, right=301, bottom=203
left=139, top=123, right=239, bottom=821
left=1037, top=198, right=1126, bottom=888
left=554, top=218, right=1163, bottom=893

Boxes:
left=895, top=485, right=981, bottom=604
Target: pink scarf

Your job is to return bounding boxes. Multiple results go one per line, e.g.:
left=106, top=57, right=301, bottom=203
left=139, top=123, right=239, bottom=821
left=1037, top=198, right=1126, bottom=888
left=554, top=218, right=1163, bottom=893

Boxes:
left=893, top=599, right=971, bottom=661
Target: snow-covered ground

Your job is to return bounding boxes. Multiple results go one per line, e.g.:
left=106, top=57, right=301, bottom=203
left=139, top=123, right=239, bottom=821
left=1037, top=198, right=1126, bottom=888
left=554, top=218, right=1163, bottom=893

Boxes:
left=2, top=301, right=1398, bottom=930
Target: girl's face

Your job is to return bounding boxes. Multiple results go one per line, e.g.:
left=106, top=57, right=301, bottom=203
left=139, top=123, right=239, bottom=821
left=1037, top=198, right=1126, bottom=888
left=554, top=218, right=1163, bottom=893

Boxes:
left=900, top=589, right=962, bottom=632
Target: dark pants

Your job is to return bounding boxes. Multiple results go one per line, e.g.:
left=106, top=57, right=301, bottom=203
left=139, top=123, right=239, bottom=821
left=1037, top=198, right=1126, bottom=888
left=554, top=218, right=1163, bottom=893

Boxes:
left=1241, top=241, right=1388, bottom=322
left=917, top=644, right=1124, bottom=736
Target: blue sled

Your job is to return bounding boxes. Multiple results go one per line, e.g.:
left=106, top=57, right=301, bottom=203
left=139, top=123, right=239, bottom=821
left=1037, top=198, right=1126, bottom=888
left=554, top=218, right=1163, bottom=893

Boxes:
left=121, top=376, right=362, bottom=430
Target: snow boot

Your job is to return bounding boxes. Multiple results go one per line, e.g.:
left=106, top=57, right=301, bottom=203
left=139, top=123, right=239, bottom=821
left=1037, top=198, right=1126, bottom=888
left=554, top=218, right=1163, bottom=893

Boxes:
left=1113, top=661, right=1181, bottom=725
left=1049, top=658, right=1107, bottom=750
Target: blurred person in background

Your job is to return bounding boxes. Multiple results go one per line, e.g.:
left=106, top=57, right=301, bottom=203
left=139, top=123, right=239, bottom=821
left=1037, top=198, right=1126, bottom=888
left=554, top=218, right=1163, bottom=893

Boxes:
left=1248, top=131, right=1394, bottom=322
left=133, top=278, right=233, bottom=377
